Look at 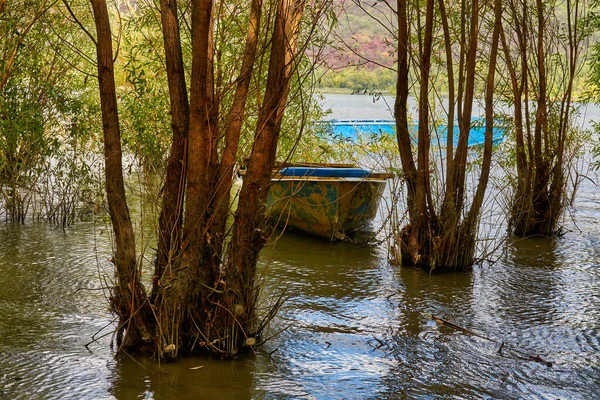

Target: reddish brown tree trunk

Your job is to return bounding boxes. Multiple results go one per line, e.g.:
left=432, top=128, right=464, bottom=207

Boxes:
left=405, top=0, right=435, bottom=267
left=465, top=0, right=501, bottom=234
left=153, top=0, right=189, bottom=298
left=394, top=0, right=417, bottom=222
left=183, top=0, right=214, bottom=272
left=151, top=0, right=216, bottom=359
left=508, top=0, right=583, bottom=236
left=222, top=0, right=305, bottom=353
left=149, top=0, right=192, bottom=357
left=529, top=0, right=550, bottom=234
left=90, top=0, right=152, bottom=349
left=393, top=0, right=499, bottom=271
left=453, top=0, right=479, bottom=213
left=502, top=0, right=531, bottom=234
left=209, top=0, right=263, bottom=270
left=438, top=0, right=455, bottom=197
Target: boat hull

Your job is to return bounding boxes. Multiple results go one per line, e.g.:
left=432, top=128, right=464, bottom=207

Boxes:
left=266, top=177, right=387, bottom=240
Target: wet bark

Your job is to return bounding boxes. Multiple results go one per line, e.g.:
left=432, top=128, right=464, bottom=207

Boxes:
left=404, top=0, right=434, bottom=267
left=453, top=0, right=478, bottom=214
left=183, top=0, right=214, bottom=272
left=88, top=0, right=320, bottom=357
left=438, top=0, right=455, bottom=201
left=465, top=0, right=501, bottom=234
left=394, top=0, right=417, bottom=220
left=151, top=0, right=216, bottom=360
left=505, top=0, right=581, bottom=236
left=210, top=0, right=263, bottom=272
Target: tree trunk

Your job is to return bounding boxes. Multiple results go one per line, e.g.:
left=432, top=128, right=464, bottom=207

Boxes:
left=183, top=0, right=214, bottom=271
left=153, top=0, right=189, bottom=299
left=394, top=0, right=417, bottom=217
left=393, top=0, right=501, bottom=272
left=88, top=0, right=321, bottom=358
left=151, top=0, right=216, bottom=360
left=438, top=0, right=455, bottom=201
left=506, top=0, right=584, bottom=236
left=404, top=0, right=435, bottom=268
left=209, top=0, right=263, bottom=271
left=90, top=0, right=152, bottom=350
left=453, top=0, right=479, bottom=213
left=465, top=0, right=501, bottom=235
left=394, top=0, right=418, bottom=265
left=221, top=0, right=305, bottom=354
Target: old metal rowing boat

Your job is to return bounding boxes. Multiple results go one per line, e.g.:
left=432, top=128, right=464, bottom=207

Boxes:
left=266, top=163, right=391, bottom=240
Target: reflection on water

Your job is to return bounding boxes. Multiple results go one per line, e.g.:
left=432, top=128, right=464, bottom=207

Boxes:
left=255, top=232, right=399, bottom=399
left=1, top=188, right=600, bottom=399
left=376, top=235, right=600, bottom=399
left=0, top=223, right=114, bottom=399
left=108, top=356, right=258, bottom=400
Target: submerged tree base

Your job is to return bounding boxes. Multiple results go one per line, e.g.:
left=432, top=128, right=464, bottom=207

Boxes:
left=510, top=191, right=564, bottom=238
left=395, top=224, right=477, bottom=273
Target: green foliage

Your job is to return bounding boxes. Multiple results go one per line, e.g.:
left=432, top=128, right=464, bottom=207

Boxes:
left=113, top=5, right=173, bottom=172
left=317, top=67, right=396, bottom=93
left=0, top=0, right=101, bottom=223
left=120, top=43, right=171, bottom=170
left=111, top=0, right=334, bottom=171
left=585, top=1, right=600, bottom=166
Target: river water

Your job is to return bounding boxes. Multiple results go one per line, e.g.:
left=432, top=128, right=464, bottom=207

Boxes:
left=1, top=94, right=599, bottom=399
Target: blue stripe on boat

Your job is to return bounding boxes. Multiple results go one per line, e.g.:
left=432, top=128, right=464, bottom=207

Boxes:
left=278, top=167, right=372, bottom=178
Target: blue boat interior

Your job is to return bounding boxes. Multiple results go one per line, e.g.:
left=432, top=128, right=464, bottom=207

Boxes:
left=278, top=167, right=372, bottom=178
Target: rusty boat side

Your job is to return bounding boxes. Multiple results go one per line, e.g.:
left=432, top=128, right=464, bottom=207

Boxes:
left=266, top=166, right=390, bottom=240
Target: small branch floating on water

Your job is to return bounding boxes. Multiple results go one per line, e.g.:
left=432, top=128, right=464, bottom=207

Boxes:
left=430, top=314, right=553, bottom=368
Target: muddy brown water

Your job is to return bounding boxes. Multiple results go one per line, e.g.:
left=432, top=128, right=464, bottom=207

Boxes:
left=1, top=181, right=599, bottom=399
left=1, top=95, right=599, bottom=399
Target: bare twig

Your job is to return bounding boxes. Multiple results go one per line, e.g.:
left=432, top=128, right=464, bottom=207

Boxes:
left=430, top=314, right=553, bottom=367
left=62, top=0, right=97, bottom=45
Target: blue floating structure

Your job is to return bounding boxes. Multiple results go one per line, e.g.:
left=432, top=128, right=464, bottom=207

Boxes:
left=318, top=119, right=504, bottom=147
left=324, top=120, right=397, bottom=138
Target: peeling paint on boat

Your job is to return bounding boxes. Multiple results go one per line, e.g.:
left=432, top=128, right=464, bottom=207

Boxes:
left=266, top=176, right=387, bottom=240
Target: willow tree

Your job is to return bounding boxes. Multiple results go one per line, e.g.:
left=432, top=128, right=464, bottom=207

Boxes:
left=1, top=1, right=99, bottom=224
left=500, top=0, right=589, bottom=236
left=393, top=0, right=502, bottom=271
left=88, top=0, right=323, bottom=358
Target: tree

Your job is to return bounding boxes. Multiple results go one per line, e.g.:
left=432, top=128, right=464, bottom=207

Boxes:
left=88, top=0, right=327, bottom=358
left=1, top=0, right=99, bottom=223
left=392, top=0, right=502, bottom=271
left=90, top=0, right=154, bottom=349
left=501, top=0, right=589, bottom=236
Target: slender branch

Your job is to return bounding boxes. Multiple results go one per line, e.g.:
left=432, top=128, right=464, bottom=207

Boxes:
left=1, top=0, right=57, bottom=92
left=62, top=0, right=97, bottom=45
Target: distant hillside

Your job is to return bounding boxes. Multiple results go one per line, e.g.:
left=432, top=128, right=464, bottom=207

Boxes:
left=318, top=1, right=396, bottom=92
left=318, top=1, right=594, bottom=97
